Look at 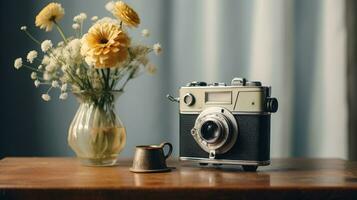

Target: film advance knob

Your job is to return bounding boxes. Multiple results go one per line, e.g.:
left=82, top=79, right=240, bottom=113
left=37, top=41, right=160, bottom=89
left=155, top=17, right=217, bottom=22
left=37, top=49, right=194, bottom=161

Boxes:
left=183, top=93, right=195, bottom=106
left=266, top=98, right=278, bottom=113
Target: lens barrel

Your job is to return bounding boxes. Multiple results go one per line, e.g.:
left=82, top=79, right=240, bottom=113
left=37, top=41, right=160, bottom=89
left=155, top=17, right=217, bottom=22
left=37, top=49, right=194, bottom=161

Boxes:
left=192, top=107, right=239, bottom=154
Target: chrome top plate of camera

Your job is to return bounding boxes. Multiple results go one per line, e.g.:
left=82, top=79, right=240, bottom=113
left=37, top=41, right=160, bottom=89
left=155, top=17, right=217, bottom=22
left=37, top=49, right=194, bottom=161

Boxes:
left=179, top=78, right=278, bottom=114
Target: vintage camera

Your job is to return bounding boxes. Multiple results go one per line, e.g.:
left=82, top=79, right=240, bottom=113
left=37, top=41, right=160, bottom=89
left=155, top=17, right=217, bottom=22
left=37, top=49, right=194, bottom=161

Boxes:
left=168, top=78, right=278, bottom=171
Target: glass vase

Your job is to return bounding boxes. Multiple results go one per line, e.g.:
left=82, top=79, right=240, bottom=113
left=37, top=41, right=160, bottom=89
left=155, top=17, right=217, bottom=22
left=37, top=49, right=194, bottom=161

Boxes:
left=68, top=90, right=126, bottom=166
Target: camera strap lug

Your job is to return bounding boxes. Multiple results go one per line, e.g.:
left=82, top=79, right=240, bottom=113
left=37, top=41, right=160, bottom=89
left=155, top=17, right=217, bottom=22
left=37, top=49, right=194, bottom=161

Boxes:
left=209, top=150, right=216, bottom=159
left=166, top=94, right=180, bottom=103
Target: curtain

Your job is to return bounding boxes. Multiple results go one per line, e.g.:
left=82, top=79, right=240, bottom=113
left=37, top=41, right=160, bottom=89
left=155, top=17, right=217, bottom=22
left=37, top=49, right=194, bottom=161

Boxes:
left=3, top=0, right=346, bottom=159
left=347, top=0, right=357, bottom=160
left=160, top=0, right=346, bottom=158
left=248, top=0, right=347, bottom=158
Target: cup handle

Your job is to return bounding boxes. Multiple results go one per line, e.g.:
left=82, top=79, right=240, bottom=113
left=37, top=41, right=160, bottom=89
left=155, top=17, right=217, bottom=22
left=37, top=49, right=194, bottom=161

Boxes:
left=160, top=142, right=173, bottom=159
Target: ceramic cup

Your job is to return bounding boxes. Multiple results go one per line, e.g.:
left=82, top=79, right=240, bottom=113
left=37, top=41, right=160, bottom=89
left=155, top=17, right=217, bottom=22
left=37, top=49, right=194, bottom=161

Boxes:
left=130, top=142, right=173, bottom=173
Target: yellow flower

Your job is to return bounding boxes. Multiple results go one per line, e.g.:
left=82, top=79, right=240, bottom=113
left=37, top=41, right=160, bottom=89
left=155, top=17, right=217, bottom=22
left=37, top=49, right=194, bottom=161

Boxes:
left=113, top=1, right=140, bottom=28
left=81, top=22, right=130, bottom=68
left=35, top=3, right=65, bottom=32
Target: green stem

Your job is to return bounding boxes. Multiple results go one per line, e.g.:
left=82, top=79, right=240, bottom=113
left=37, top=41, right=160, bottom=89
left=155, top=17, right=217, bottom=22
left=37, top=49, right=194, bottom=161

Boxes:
left=38, top=82, right=51, bottom=85
left=74, top=28, right=79, bottom=38
left=106, top=68, right=111, bottom=89
left=48, top=51, right=65, bottom=65
left=71, top=67, right=90, bottom=90
left=54, top=21, right=68, bottom=44
left=110, top=68, right=119, bottom=88
left=23, top=30, right=41, bottom=45
left=119, top=67, right=135, bottom=91
left=80, top=22, right=83, bottom=37
left=100, top=69, right=107, bottom=89
left=37, top=77, right=48, bottom=82
left=65, top=68, right=84, bottom=89
left=35, top=58, right=43, bottom=63
left=23, top=64, right=42, bottom=73
left=95, top=69, right=101, bottom=77
left=81, top=64, right=93, bottom=90
left=96, top=69, right=105, bottom=87
left=46, top=86, right=53, bottom=93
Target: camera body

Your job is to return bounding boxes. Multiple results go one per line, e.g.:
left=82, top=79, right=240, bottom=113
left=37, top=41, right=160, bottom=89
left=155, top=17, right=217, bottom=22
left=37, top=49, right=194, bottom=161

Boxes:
left=178, top=78, right=278, bottom=171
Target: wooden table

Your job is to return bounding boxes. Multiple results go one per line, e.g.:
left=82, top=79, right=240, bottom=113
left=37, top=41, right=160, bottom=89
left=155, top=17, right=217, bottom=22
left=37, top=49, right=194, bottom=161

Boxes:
left=0, top=158, right=357, bottom=199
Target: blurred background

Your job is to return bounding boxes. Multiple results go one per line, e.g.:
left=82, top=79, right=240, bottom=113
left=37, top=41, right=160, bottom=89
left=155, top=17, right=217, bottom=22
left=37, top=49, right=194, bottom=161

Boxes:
left=1, top=0, right=356, bottom=160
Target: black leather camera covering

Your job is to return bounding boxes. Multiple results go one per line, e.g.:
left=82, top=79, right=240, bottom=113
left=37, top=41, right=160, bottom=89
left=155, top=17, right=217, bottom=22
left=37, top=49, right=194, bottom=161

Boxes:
left=179, top=114, right=271, bottom=162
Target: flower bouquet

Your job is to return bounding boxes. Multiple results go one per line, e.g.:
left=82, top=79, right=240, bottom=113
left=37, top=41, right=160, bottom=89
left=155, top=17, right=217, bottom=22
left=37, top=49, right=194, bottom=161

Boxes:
left=14, top=1, right=162, bottom=166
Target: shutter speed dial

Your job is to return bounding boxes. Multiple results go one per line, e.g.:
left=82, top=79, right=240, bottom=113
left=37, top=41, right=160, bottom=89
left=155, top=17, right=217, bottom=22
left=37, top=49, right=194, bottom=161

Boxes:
left=183, top=93, right=195, bottom=106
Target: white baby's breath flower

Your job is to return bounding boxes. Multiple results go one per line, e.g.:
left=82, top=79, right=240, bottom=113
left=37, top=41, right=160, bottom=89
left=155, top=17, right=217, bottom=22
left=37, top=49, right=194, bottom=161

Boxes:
left=41, top=94, right=51, bottom=101
left=57, top=41, right=64, bottom=47
left=51, top=80, right=59, bottom=88
left=45, top=64, right=56, bottom=72
left=76, top=68, right=82, bottom=76
left=60, top=74, right=70, bottom=83
left=84, top=57, right=94, bottom=67
left=146, top=63, right=157, bottom=75
left=52, top=49, right=63, bottom=62
left=38, top=65, right=43, bottom=70
left=72, top=23, right=80, bottom=30
left=105, top=1, right=115, bottom=12
left=14, top=58, right=23, bottom=69
left=130, top=45, right=151, bottom=57
left=130, top=60, right=140, bottom=67
left=90, top=69, right=99, bottom=78
left=61, top=83, right=68, bottom=92
left=153, top=43, right=162, bottom=55
left=71, top=84, right=81, bottom=92
left=73, top=15, right=80, bottom=23
left=43, top=72, right=52, bottom=81
left=34, top=80, right=40, bottom=88
left=92, top=79, right=103, bottom=90
left=91, top=16, right=98, bottom=21
left=20, top=26, right=27, bottom=31
left=41, top=40, right=53, bottom=52
left=80, top=13, right=87, bottom=20
left=67, top=39, right=81, bottom=54
left=59, top=92, right=68, bottom=100
left=137, top=56, right=149, bottom=66
left=141, top=29, right=150, bottom=37
left=45, top=56, right=59, bottom=72
left=73, top=13, right=87, bottom=23
left=61, top=64, right=69, bottom=72
left=30, top=72, right=37, bottom=80
left=62, top=50, right=71, bottom=65
left=95, top=17, right=120, bottom=25
left=86, top=69, right=92, bottom=77
left=63, top=39, right=82, bottom=66
left=26, top=50, right=38, bottom=63
left=41, top=55, right=51, bottom=65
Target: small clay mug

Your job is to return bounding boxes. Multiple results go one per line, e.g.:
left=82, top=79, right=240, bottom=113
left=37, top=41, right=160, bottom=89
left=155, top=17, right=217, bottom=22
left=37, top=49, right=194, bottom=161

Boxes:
left=130, top=142, right=173, bottom=173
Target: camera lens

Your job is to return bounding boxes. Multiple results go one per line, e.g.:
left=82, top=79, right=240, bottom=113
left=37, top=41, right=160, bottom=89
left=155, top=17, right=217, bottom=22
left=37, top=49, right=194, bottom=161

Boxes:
left=200, top=121, right=221, bottom=143
left=192, top=107, right=239, bottom=154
